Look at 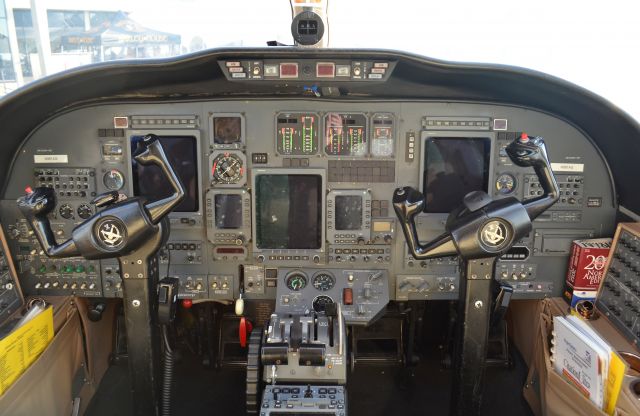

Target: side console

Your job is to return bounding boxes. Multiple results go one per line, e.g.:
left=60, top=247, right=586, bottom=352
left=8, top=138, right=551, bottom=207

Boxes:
left=0, top=226, right=23, bottom=326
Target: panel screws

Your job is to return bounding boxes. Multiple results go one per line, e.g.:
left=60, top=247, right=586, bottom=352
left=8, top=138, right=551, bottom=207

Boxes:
left=132, top=299, right=141, bottom=307
left=474, top=300, right=483, bottom=309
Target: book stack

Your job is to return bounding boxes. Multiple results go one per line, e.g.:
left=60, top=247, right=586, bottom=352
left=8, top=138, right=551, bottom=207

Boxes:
left=551, top=315, right=627, bottom=415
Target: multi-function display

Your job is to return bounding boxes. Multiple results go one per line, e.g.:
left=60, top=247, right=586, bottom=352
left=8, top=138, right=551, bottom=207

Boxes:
left=131, top=135, right=199, bottom=212
left=214, top=194, right=243, bottom=229
left=335, top=195, right=363, bottom=230
left=255, top=174, right=323, bottom=249
left=422, top=137, right=490, bottom=213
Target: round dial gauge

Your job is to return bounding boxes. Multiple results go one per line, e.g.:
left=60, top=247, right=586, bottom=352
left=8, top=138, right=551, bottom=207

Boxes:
left=77, top=203, right=92, bottom=219
left=285, top=272, right=308, bottom=291
left=59, top=203, right=74, bottom=219
left=496, top=174, right=516, bottom=195
left=103, top=169, right=125, bottom=191
left=312, top=295, right=334, bottom=313
left=212, top=153, right=244, bottom=184
left=312, top=272, right=335, bottom=291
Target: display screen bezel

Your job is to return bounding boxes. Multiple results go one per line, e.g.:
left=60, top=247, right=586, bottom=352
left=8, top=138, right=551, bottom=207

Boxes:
left=418, top=132, right=494, bottom=215
left=214, top=193, right=243, bottom=229
left=252, top=169, right=326, bottom=254
left=275, top=111, right=320, bottom=156
left=209, top=112, right=245, bottom=149
left=323, top=112, right=368, bottom=157
left=334, top=195, right=364, bottom=231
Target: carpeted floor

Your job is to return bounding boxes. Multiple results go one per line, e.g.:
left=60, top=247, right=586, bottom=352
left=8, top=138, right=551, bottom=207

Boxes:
left=86, top=346, right=533, bottom=416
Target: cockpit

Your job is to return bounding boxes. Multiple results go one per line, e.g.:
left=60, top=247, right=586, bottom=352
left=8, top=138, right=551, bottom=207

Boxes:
left=0, top=2, right=639, bottom=416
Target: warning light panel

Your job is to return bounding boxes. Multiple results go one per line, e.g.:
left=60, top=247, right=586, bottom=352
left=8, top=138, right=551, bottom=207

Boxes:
left=279, top=63, right=299, bottom=78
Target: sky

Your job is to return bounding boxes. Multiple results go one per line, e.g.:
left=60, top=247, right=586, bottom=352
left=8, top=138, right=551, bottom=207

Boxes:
left=27, top=0, right=640, bottom=122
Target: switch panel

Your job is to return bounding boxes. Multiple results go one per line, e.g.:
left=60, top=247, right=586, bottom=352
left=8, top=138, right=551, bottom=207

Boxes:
left=275, top=268, right=389, bottom=325
left=596, top=223, right=640, bottom=348
left=0, top=227, right=23, bottom=326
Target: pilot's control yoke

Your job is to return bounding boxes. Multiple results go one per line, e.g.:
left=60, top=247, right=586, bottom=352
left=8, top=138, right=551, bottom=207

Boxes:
left=17, top=134, right=185, bottom=416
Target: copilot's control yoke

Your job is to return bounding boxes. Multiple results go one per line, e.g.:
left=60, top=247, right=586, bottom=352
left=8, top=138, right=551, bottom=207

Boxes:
left=393, top=133, right=560, bottom=416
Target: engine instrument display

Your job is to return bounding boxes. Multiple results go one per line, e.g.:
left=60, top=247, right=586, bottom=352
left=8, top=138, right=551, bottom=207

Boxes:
left=286, top=272, right=308, bottom=291
left=324, top=112, right=367, bottom=156
left=254, top=173, right=323, bottom=250
left=312, top=272, right=335, bottom=291
left=312, top=295, right=334, bottom=313
left=370, top=113, right=395, bottom=157
left=276, top=112, right=319, bottom=155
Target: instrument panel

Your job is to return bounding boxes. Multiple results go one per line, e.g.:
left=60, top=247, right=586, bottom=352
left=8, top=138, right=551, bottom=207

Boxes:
left=0, top=100, right=617, bottom=316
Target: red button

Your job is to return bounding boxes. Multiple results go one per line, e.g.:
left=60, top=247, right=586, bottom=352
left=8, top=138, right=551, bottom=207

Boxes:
left=520, top=132, right=530, bottom=143
left=181, top=299, right=193, bottom=309
left=343, top=288, right=353, bottom=305
left=25, top=186, right=33, bottom=194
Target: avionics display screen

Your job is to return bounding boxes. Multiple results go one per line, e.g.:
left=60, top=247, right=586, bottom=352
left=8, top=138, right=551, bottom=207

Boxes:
left=214, top=194, right=242, bottom=229
left=324, top=112, right=367, bottom=156
left=422, top=137, right=490, bottom=213
left=212, top=116, right=242, bottom=144
left=255, top=175, right=322, bottom=249
left=335, top=195, right=363, bottom=230
left=131, top=135, right=199, bottom=212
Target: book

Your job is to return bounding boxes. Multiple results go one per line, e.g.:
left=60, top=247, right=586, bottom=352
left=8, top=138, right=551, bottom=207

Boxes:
left=551, top=315, right=628, bottom=415
left=564, top=238, right=611, bottom=308
left=0, top=305, right=54, bottom=395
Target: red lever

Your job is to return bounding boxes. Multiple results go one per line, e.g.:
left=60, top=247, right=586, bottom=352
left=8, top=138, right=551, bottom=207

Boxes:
left=239, top=317, right=253, bottom=348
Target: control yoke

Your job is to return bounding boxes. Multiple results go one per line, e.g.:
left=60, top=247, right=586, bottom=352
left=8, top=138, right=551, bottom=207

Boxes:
left=17, top=134, right=185, bottom=259
left=393, top=133, right=559, bottom=416
left=505, top=133, right=559, bottom=220
left=393, top=133, right=559, bottom=260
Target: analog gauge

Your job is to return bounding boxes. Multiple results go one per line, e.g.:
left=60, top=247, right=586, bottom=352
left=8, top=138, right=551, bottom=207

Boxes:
left=312, top=295, right=334, bottom=314
left=285, top=272, right=308, bottom=291
left=59, top=203, right=74, bottom=219
left=212, top=152, right=244, bottom=184
left=312, top=272, right=335, bottom=291
left=496, top=174, right=516, bottom=195
left=103, top=169, right=125, bottom=191
left=77, top=203, right=92, bottom=219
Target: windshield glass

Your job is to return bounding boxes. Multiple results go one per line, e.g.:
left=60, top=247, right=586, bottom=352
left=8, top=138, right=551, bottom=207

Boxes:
left=0, top=0, right=638, bottom=122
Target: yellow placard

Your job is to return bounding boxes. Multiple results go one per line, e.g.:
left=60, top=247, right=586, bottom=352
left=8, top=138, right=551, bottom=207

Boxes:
left=0, top=306, right=54, bottom=395
left=604, top=350, right=628, bottom=415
